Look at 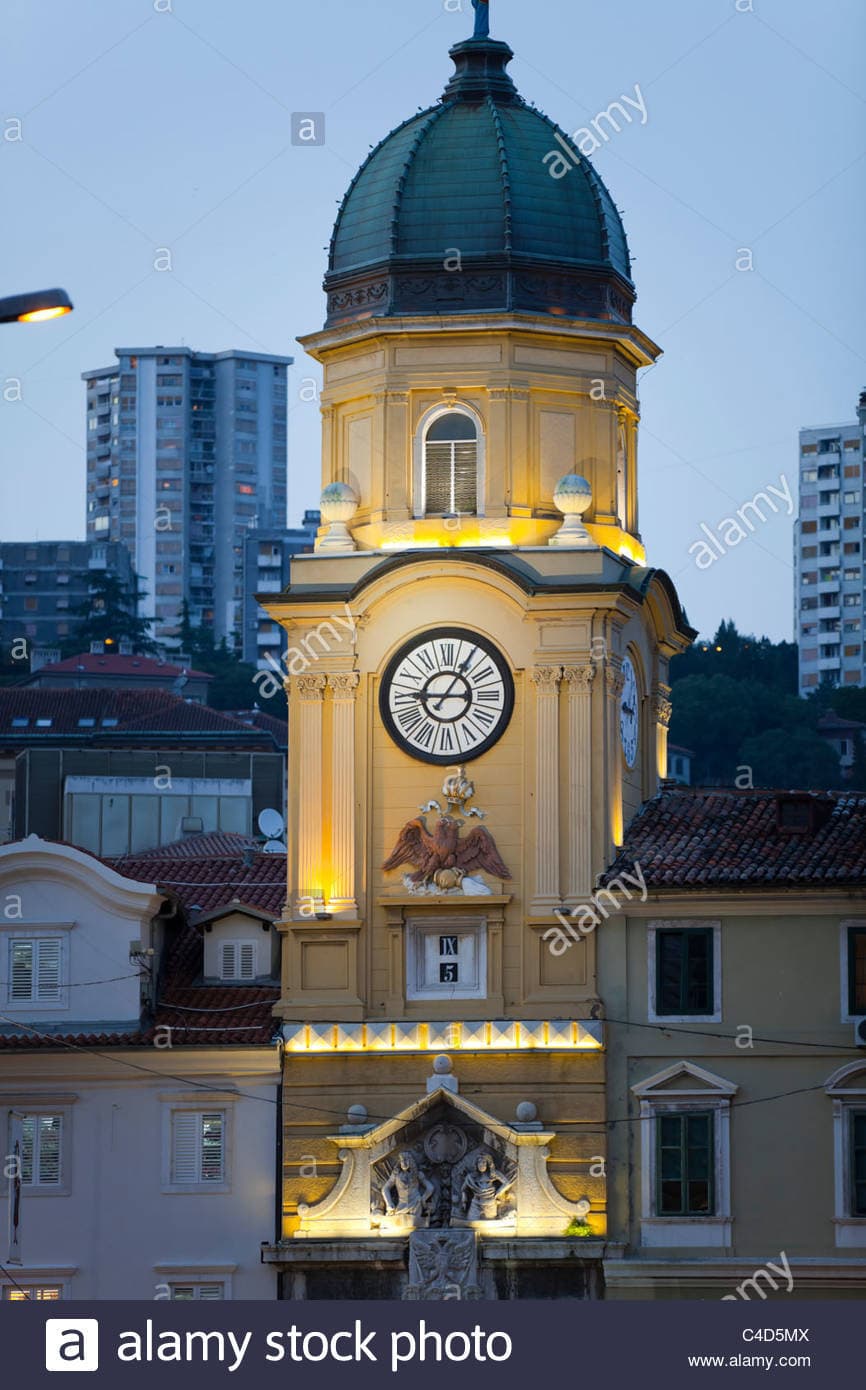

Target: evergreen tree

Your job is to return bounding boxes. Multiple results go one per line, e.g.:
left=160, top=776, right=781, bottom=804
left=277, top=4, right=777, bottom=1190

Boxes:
left=65, top=571, right=159, bottom=656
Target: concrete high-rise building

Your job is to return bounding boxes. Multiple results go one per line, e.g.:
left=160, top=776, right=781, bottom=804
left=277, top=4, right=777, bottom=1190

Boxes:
left=0, top=539, right=134, bottom=656
left=83, top=347, right=292, bottom=649
left=795, top=390, right=866, bottom=695
left=241, top=510, right=320, bottom=668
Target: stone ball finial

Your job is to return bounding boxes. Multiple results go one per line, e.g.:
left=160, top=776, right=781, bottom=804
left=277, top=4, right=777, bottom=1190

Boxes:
left=432, top=1054, right=453, bottom=1075
left=317, top=481, right=359, bottom=552
left=549, top=474, right=596, bottom=549
left=347, top=1103, right=368, bottom=1125
left=515, top=1100, right=538, bottom=1124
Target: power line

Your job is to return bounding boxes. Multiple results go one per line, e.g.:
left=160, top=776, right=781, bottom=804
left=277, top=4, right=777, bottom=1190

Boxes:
left=0, top=1259, right=33, bottom=1299
left=0, top=1012, right=853, bottom=1134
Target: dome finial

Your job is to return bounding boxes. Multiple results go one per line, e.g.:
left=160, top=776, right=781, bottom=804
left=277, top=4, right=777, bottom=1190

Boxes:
left=472, top=0, right=490, bottom=37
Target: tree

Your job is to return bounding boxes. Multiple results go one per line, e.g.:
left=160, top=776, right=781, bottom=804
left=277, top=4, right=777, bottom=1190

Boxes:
left=671, top=619, right=798, bottom=693
left=65, top=571, right=159, bottom=656
left=737, top=728, right=842, bottom=790
left=175, top=604, right=286, bottom=715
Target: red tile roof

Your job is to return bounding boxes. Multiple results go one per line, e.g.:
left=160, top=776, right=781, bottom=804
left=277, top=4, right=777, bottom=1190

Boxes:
left=0, top=840, right=284, bottom=1051
left=32, top=653, right=213, bottom=681
left=111, top=849, right=287, bottom=916
left=0, top=689, right=275, bottom=741
left=122, top=831, right=261, bottom=859
left=604, top=788, right=866, bottom=889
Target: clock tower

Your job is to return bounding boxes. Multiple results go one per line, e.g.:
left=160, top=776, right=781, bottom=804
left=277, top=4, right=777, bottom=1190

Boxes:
left=262, top=18, right=694, bottom=1300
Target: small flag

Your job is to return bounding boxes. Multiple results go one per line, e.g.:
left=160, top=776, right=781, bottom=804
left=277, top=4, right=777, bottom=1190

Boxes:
left=7, top=1110, right=23, bottom=1266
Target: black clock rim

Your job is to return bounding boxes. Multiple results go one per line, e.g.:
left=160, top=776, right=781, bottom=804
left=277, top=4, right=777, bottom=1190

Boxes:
left=379, top=626, right=515, bottom=766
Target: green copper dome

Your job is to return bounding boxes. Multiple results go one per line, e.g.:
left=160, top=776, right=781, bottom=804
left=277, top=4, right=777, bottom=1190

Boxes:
left=325, top=38, right=634, bottom=327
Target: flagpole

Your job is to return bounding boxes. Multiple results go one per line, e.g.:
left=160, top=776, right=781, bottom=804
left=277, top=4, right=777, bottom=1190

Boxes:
left=6, top=1110, right=24, bottom=1267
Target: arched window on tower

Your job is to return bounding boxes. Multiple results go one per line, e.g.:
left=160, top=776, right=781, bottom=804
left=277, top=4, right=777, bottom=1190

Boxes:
left=421, top=411, right=479, bottom=517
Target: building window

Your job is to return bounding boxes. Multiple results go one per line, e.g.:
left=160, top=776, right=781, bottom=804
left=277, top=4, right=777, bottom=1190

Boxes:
left=656, top=1112, right=714, bottom=1215
left=633, top=1062, right=736, bottom=1248
left=418, top=409, right=481, bottom=517
left=3, top=1285, right=62, bottom=1301
left=17, top=1114, right=63, bottom=1186
left=7, top=938, right=63, bottom=1004
left=169, top=1282, right=225, bottom=1301
left=649, top=922, right=720, bottom=1021
left=826, top=1063, right=866, bottom=1246
left=847, top=924, right=866, bottom=1016
left=851, top=1112, right=866, bottom=1217
left=406, top=918, right=487, bottom=1001
left=169, top=1111, right=225, bottom=1187
left=218, top=941, right=256, bottom=981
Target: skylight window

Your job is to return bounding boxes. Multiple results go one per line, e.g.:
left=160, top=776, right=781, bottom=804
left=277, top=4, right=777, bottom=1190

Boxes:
left=77, top=718, right=96, bottom=729
left=35, top=718, right=53, bottom=728
left=101, top=718, right=119, bottom=728
left=11, top=717, right=28, bottom=728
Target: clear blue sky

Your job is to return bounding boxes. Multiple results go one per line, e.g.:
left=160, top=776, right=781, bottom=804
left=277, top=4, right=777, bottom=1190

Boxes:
left=1, top=0, right=864, bottom=641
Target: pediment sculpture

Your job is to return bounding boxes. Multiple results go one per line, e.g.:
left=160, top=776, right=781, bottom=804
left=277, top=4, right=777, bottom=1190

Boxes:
left=293, top=1085, right=590, bottom=1242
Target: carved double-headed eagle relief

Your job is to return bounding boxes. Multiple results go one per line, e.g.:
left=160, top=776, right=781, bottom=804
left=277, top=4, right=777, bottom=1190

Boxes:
left=382, top=767, right=512, bottom=894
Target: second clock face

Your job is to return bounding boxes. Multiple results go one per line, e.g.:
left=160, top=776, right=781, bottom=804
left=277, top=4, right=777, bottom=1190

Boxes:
left=380, top=628, right=514, bottom=764
left=620, top=654, right=639, bottom=769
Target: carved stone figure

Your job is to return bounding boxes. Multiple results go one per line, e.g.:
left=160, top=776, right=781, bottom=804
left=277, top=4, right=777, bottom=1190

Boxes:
left=405, top=1229, right=480, bottom=1301
left=458, top=1149, right=515, bottom=1222
left=380, top=1150, right=436, bottom=1229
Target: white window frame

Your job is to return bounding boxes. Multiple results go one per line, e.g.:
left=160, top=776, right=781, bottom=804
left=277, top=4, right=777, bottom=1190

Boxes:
left=218, top=939, right=257, bottom=981
left=412, top=402, right=485, bottom=520
left=406, top=917, right=487, bottom=1002
left=3, top=1105, right=72, bottom=1197
left=153, top=1267, right=235, bottom=1301
left=840, top=919, right=866, bottom=1023
left=0, top=1267, right=74, bottom=1300
left=826, top=1062, right=866, bottom=1247
left=632, top=1061, right=737, bottom=1249
left=648, top=919, right=722, bottom=1024
left=2, top=929, right=70, bottom=1011
left=161, top=1098, right=232, bottom=1194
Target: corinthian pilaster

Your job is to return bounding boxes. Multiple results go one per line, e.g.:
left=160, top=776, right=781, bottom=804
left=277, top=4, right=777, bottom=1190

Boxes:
left=294, top=673, right=326, bottom=912
left=531, top=665, right=562, bottom=911
left=328, top=672, right=360, bottom=914
left=652, top=685, right=673, bottom=783
left=562, top=664, right=596, bottom=900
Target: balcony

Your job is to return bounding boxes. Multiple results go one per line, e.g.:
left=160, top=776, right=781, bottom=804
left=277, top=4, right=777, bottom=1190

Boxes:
left=257, top=630, right=282, bottom=646
left=257, top=579, right=283, bottom=593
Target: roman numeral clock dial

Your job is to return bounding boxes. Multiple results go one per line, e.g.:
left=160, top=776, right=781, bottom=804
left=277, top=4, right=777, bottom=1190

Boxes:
left=379, top=628, right=514, bottom=765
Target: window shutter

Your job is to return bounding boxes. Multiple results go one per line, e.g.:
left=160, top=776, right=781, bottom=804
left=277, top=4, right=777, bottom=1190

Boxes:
left=200, top=1113, right=224, bottom=1183
left=219, top=943, right=236, bottom=980
left=198, top=1284, right=224, bottom=1300
left=36, top=940, right=62, bottom=1001
left=19, top=1117, right=34, bottom=1184
left=238, top=943, right=255, bottom=980
left=452, top=441, right=478, bottom=513
left=171, top=1112, right=199, bottom=1184
left=37, top=1116, right=62, bottom=1185
left=423, top=443, right=454, bottom=515
left=10, top=942, right=34, bottom=1001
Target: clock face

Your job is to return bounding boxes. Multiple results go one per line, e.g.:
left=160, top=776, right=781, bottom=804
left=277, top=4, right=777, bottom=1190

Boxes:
left=379, top=628, right=514, bottom=765
left=620, top=655, right=639, bottom=769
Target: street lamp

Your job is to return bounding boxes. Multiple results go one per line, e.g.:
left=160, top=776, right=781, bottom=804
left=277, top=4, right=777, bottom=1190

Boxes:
left=0, top=288, right=73, bottom=324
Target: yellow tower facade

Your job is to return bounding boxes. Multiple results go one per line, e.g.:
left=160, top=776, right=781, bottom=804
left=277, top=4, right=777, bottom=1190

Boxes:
left=262, top=26, right=693, bottom=1301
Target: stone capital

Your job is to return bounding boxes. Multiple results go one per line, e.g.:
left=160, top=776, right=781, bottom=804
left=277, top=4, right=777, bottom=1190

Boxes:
left=329, top=672, right=360, bottom=698
left=562, top=664, right=596, bottom=693
left=604, top=662, right=625, bottom=699
left=652, top=692, right=673, bottom=727
left=530, top=665, right=562, bottom=695
left=295, top=673, right=327, bottom=700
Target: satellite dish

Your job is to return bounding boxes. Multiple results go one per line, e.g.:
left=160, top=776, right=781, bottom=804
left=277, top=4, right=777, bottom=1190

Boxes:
left=258, top=808, right=285, bottom=840
left=262, top=839, right=287, bottom=855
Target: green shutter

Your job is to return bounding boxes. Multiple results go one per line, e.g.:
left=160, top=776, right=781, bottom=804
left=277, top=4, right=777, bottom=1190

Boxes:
left=849, top=930, right=866, bottom=1016
left=655, top=1112, right=715, bottom=1216
left=852, top=1112, right=866, bottom=1217
left=656, top=928, right=713, bottom=1016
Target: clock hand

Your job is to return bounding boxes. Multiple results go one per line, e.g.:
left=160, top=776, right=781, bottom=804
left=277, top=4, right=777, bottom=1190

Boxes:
left=430, top=648, right=477, bottom=712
